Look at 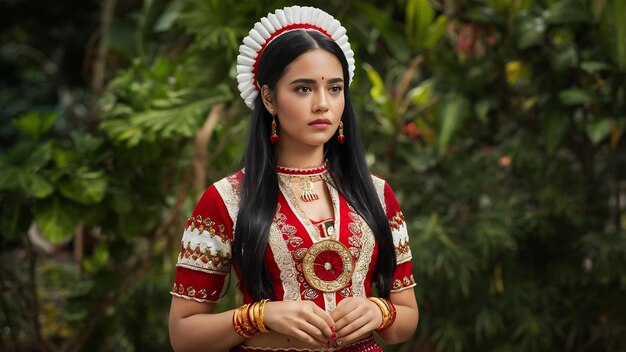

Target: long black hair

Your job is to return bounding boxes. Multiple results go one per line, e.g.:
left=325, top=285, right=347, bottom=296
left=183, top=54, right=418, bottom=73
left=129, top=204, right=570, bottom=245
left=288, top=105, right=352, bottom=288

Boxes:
left=233, top=30, right=396, bottom=300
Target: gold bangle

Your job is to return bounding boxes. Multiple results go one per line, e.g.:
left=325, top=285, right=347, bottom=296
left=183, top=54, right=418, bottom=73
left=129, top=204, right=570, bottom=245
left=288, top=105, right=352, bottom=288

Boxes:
left=368, top=297, right=391, bottom=331
left=233, top=307, right=253, bottom=338
left=248, top=302, right=259, bottom=332
left=248, top=302, right=261, bottom=331
left=256, top=299, right=270, bottom=333
left=242, top=304, right=257, bottom=336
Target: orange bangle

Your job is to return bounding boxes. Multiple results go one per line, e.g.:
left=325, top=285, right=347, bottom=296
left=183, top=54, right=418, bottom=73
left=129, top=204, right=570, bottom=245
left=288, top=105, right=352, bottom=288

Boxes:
left=233, top=300, right=272, bottom=338
left=233, top=306, right=253, bottom=338
left=256, top=299, right=271, bottom=333
left=368, top=297, right=396, bottom=332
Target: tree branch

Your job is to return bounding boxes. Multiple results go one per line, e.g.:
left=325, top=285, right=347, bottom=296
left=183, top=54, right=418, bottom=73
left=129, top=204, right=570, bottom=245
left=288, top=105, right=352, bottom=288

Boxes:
left=90, top=0, right=117, bottom=97
left=25, top=236, right=54, bottom=352
left=192, top=103, right=225, bottom=196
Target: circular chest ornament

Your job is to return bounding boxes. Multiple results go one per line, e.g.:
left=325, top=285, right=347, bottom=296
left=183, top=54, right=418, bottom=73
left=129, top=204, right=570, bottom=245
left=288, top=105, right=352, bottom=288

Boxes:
left=302, top=240, right=353, bottom=292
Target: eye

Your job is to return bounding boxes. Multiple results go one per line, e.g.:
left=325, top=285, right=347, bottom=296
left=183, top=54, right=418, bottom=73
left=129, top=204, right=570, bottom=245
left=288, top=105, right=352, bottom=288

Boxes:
left=295, top=86, right=311, bottom=93
left=329, top=86, right=343, bottom=94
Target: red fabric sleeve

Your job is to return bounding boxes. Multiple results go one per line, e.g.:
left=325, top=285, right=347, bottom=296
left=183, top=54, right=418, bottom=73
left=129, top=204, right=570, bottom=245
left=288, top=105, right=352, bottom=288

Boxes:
left=384, top=182, right=417, bottom=293
left=170, top=184, right=233, bottom=303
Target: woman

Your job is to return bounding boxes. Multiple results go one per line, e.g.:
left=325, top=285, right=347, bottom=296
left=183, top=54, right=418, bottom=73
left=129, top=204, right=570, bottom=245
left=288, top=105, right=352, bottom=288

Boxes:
left=169, top=6, right=418, bottom=351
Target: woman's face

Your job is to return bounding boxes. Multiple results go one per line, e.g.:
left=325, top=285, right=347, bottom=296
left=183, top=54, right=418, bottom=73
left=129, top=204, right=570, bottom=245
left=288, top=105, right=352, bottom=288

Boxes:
left=267, top=48, right=345, bottom=151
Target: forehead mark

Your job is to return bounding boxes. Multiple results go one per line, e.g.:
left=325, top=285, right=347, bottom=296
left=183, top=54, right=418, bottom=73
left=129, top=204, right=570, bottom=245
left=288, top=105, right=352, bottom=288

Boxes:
left=322, top=76, right=324, bottom=80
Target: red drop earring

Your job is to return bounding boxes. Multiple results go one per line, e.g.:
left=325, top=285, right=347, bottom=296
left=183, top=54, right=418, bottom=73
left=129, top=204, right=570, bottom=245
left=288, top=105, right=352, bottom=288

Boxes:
left=337, top=121, right=345, bottom=144
left=270, top=115, right=279, bottom=144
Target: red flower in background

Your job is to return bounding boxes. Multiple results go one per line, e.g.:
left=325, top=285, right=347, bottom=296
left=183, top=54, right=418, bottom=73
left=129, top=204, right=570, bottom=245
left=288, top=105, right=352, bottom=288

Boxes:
left=456, top=24, right=479, bottom=55
left=499, top=155, right=511, bottom=168
left=402, top=122, right=421, bottom=140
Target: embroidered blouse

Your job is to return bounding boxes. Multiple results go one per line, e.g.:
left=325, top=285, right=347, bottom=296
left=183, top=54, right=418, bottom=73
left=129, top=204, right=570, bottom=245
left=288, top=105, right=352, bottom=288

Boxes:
left=170, top=166, right=415, bottom=312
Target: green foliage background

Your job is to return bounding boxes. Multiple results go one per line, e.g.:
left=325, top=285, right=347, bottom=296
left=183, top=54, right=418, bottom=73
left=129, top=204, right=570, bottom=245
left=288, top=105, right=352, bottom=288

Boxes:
left=1, top=0, right=625, bottom=351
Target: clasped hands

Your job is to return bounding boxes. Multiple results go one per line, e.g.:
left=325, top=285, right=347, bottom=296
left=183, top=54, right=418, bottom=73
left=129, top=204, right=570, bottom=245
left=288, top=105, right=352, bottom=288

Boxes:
left=263, top=297, right=383, bottom=348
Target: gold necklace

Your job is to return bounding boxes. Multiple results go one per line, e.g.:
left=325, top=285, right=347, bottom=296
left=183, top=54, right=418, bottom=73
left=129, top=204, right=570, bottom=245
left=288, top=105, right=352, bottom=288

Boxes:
left=288, top=174, right=325, bottom=202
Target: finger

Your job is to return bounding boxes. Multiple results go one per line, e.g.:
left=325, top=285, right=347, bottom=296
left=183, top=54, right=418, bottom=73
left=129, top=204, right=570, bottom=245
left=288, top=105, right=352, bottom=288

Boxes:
left=333, top=307, right=364, bottom=332
left=297, top=320, right=332, bottom=345
left=336, top=314, right=370, bottom=338
left=312, top=305, right=335, bottom=337
left=329, top=299, right=356, bottom=320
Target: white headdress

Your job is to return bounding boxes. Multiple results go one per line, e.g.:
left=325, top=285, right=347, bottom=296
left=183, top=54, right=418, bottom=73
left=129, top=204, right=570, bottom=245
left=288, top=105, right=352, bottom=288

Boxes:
left=236, top=6, right=355, bottom=109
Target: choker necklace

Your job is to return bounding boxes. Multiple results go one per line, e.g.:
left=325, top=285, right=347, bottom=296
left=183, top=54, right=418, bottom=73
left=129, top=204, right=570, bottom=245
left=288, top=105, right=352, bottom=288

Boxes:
left=276, top=163, right=328, bottom=202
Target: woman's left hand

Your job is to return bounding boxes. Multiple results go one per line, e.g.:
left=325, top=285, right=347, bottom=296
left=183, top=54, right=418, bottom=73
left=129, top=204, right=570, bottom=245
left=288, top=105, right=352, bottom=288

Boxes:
left=329, top=297, right=381, bottom=346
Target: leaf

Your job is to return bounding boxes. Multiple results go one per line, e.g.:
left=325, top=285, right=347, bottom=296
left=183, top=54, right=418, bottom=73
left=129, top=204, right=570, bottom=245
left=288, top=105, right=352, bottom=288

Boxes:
left=551, top=43, right=578, bottom=72
left=356, top=2, right=409, bottom=61
left=436, top=94, right=471, bottom=155
left=362, top=63, right=395, bottom=123
left=424, top=16, right=448, bottom=50
left=12, top=111, right=57, bottom=141
left=559, top=89, right=592, bottom=105
left=19, top=173, right=54, bottom=199
left=71, top=132, right=103, bottom=156
left=517, top=16, right=546, bottom=49
left=0, top=167, right=22, bottom=191
left=586, top=117, right=612, bottom=144
left=101, top=85, right=232, bottom=146
left=610, top=0, right=626, bottom=70
left=580, top=61, right=613, bottom=73
left=83, top=243, right=110, bottom=274
left=52, top=144, right=79, bottom=168
left=464, top=6, right=501, bottom=24
left=543, top=0, right=592, bottom=24
left=543, top=110, right=569, bottom=153
left=35, top=197, right=77, bottom=245
left=59, top=169, right=108, bottom=205
left=363, top=63, right=386, bottom=101
left=406, top=0, right=435, bottom=48
left=408, top=79, right=434, bottom=107
left=475, top=99, right=493, bottom=123
left=154, top=0, right=182, bottom=32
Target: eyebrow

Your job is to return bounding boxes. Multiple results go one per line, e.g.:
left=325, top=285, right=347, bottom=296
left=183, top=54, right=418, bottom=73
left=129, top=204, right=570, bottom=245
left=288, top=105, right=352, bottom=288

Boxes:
left=288, top=78, right=344, bottom=85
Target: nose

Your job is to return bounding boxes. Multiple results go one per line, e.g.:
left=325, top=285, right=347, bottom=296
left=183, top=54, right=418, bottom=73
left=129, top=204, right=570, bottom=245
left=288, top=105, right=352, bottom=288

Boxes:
left=313, top=91, right=329, bottom=113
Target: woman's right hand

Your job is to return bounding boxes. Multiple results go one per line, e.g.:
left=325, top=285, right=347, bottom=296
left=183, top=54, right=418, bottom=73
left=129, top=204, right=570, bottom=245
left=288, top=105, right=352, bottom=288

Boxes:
left=262, top=300, right=335, bottom=347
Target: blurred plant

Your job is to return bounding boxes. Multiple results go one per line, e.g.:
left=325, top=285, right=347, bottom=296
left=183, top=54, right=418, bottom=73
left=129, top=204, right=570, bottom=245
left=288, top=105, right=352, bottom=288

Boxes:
left=358, top=0, right=626, bottom=351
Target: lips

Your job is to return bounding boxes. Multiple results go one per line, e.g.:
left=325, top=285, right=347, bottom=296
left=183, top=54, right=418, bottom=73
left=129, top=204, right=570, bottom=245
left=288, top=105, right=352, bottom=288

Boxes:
left=309, top=118, right=331, bottom=126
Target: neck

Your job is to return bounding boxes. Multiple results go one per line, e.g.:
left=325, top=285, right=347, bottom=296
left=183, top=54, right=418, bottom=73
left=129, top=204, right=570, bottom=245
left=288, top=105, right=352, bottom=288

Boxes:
left=276, top=143, right=325, bottom=169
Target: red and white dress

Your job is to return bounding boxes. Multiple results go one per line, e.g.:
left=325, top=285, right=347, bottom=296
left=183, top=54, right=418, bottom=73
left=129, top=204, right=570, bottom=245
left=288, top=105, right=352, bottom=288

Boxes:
left=170, top=165, right=415, bottom=312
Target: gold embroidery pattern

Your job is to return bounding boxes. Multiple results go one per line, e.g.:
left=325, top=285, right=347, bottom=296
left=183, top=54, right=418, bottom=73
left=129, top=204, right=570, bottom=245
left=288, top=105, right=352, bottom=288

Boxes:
left=186, top=215, right=229, bottom=243
left=179, top=242, right=230, bottom=270
left=268, top=203, right=303, bottom=301
left=396, top=239, right=410, bottom=255
left=170, top=284, right=220, bottom=302
left=302, top=240, right=353, bottom=292
left=213, top=173, right=241, bottom=231
left=389, top=211, right=405, bottom=230
left=348, top=208, right=375, bottom=298
left=276, top=179, right=331, bottom=302
left=392, top=274, right=416, bottom=291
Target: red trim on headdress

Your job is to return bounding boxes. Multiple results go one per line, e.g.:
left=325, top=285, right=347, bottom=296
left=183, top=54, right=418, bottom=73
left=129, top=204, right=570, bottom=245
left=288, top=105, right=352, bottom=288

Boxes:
left=253, top=24, right=333, bottom=88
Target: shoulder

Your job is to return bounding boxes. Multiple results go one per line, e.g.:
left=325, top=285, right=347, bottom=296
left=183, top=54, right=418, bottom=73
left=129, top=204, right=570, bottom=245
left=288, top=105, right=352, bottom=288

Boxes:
left=193, top=170, right=243, bottom=226
left=209, top=170, right=243, bottom=203
left=369, top=174, right=399, bottom=212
